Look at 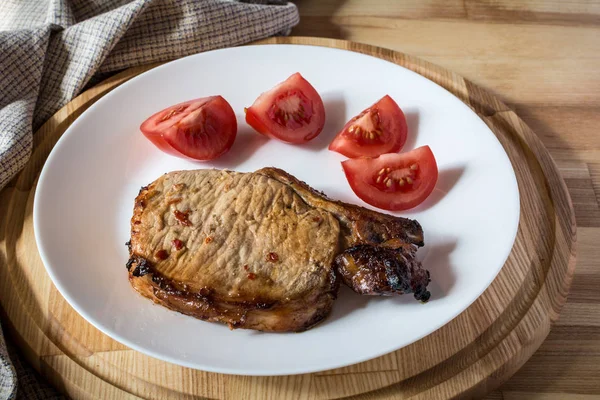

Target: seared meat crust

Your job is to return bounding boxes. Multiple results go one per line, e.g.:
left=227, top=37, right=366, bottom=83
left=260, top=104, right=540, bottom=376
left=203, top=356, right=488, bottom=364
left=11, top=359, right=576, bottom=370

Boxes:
left=333, top=243, right=431, bottom=302
left=258, top=168, right=430, bottom=301
left=127, top=168, right=430, bottom=332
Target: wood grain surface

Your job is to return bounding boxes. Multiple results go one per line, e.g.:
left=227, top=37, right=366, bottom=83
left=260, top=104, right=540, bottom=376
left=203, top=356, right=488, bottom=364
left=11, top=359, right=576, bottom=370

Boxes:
left=293, top=3, right=600, bottom=398
left=0, top=35, right=577, bottom=399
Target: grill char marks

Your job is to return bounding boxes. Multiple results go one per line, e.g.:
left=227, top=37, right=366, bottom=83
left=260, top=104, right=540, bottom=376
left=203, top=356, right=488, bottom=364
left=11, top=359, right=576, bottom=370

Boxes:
left=333, top=244, right=431, bottom=301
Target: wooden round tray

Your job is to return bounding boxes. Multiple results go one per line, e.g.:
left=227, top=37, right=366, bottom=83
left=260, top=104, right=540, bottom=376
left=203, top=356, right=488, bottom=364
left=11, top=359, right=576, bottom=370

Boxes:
left=0, top=37, right=576, bottom=399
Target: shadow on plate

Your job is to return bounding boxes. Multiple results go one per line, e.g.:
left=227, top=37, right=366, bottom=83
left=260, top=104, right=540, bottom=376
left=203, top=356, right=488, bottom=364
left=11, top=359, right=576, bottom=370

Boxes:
left=321, top=285, right=374, bottom=327
left=402, top=110, right=419, bottom=151
left=209, top=125, right=269, bottom=169
left=421, top=239, right=458, bottom=301
left=303, top=91, right=347, bottom=152
left=411, top=165, right=466, bottom=212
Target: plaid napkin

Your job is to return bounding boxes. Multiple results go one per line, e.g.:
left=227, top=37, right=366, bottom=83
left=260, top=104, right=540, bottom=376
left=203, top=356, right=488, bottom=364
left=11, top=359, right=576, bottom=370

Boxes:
left=0, top=0, right=298, bottom=398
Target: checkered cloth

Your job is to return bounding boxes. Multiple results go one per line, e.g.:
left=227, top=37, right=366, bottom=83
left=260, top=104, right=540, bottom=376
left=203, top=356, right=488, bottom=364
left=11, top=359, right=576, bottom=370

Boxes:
left=0, top=1, right=298, bottom=398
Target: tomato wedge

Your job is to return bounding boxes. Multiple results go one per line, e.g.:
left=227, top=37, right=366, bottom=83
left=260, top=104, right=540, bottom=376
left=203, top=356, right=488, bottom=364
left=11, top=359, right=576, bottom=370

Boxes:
left=342, top=146, right=438, bottom=211
left=245, top=73, right=325, bottom=144
left=329, top=95, right=407, bottom=158
left=140, top=96, right=237, bottom=161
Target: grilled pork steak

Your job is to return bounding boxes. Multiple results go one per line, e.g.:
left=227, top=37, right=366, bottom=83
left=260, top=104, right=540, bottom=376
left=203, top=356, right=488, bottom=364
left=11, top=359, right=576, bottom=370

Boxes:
left=127, top=167, right=430, bottom=332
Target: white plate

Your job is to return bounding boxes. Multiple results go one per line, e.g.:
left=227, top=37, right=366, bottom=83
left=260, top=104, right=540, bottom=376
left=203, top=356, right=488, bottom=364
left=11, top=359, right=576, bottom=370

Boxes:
left=34, top=44, right=519, bottom=376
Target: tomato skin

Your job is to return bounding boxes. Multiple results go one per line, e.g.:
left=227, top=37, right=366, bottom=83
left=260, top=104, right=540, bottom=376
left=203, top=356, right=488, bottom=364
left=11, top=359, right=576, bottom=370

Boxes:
left=329, top=95, right=407, bottom=158
left=245, top=73, right=325, bottom=144
left=142, top=132, right=182, bottom=157
left=342, top=146, right=438, bottom=211
left=244, top=107, right=270, bottom=136
left=140, top=96, right=237, bottom=161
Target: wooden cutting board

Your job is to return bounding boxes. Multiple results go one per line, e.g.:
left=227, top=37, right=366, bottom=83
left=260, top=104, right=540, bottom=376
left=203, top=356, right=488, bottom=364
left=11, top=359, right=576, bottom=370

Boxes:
left=0, top=37, right=576, bottom=399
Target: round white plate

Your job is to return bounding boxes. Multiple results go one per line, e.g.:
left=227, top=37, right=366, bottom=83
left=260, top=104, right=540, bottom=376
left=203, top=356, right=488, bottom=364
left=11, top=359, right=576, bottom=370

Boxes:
left=34, top=44, right=519, bottom=376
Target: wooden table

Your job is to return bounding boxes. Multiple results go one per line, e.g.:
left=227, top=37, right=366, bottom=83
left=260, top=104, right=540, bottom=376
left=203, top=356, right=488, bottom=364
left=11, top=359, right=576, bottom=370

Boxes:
left=293, top=1, right=600, bottom=398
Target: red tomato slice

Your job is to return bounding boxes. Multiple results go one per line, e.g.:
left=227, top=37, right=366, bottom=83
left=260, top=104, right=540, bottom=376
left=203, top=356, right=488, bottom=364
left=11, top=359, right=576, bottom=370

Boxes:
left=342, top=146, right=438, bottom=211
left=140, top=96, right=237, bottom=161
left=245, top=73, right=325, bottom=144
left=329, top=95, right=407, bottom=158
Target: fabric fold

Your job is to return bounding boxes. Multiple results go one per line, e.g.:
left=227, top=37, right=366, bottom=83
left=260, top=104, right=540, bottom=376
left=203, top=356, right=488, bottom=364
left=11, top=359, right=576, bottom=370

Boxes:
left=34, top=0, right=150, bottom=126
left=0, top=25, right=52, bottom=191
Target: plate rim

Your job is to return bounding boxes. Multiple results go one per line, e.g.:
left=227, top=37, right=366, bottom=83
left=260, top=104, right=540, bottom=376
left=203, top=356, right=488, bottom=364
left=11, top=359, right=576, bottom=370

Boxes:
left=32, top=42, right=522, bottom=376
